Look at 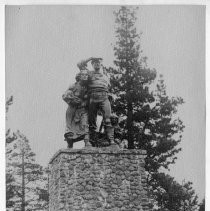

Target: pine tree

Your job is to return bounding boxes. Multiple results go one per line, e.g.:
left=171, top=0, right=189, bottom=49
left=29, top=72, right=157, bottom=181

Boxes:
left=105, top=6, right=186, bottom=209
left=108, top=5, right=184, bottom=177
left=6, top=97, right=48, bottom=210
left=108, top=6, right=157, bottom=149
left=6, top=131, right=48, bottom=210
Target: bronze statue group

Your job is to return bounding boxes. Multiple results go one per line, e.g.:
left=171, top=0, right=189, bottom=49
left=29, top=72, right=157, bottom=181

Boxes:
left=62, top=57, right=124, bottom=148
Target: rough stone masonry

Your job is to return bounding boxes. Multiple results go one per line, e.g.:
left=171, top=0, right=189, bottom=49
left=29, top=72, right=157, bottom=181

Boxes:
left=49, top=148, right=151, bottom=211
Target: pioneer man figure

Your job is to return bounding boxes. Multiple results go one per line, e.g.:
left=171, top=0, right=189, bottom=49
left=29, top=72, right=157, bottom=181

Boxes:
left=77, top=57, right=115, bottom=146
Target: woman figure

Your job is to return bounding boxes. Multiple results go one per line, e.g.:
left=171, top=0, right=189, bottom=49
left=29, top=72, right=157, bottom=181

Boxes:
left=62, top=70, right=91, bottom=148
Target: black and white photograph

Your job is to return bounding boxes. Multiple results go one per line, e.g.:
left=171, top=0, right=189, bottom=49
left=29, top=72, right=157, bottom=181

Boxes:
left=4, top=4, right=206, bottom=211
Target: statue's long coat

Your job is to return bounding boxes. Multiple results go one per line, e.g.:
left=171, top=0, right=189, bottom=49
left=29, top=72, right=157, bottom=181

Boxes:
left=62, top=82, right=88, bottom=140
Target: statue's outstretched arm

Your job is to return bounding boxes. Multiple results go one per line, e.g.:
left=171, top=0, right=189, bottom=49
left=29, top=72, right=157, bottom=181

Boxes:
left=77, top=57, right=93, bottom=70
left=77, top=57, right=103, bottom=70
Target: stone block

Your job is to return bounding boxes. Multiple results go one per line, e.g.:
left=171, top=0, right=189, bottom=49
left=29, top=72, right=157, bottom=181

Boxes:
left=49, top=147, right=151, bottom=211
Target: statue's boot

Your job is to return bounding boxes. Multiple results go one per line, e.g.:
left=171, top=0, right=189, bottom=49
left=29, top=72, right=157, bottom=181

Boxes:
left=67, top=138, right=73, bottom=148
left=84, top=134, right=92, bottom=148
left=89, top=130, right=98, bottom=147
left=105, top=126, right=116, bottom=146
left=64, top=132, right=74, bottom=148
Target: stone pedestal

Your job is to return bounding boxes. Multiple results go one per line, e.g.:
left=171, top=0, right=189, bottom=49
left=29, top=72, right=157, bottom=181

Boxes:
left=49, top=148, right=151, bottom=211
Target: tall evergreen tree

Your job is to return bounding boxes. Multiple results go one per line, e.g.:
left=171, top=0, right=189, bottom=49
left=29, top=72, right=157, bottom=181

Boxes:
left=105, top=6, right=186, bottom=209
left=6, top=131, right=48, bottom=210
left=109, top=6, right=157, bottom=149
left=108, top=5, right=184, bottom=176
left=6, top=97, right=48, bottom=210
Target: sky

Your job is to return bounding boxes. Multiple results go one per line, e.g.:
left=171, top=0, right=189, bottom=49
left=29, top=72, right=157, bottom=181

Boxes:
left=5, top=5, right=205, bottom=201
